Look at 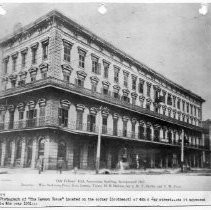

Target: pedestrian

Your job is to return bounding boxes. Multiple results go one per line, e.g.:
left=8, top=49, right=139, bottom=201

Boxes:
left=57, top=158, right=63, bottom=174
left=37, top=157, right=43, bottom=174
left=143, top=159, right=147, bottom=171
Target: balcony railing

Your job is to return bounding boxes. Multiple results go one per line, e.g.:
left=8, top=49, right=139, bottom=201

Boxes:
left=0, top=116, right=208, bottom=150
left=0, top=76, right=202, bottom=132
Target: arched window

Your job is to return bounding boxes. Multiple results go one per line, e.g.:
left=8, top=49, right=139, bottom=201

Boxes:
left=146, top=127, right=151, bottom=140
left=16, top=139, right=22, bottom=159
left=154, top=129, right=160, bottom=142
left=168, top=131, right=172, bottom=143
left=138, top=125, right=145, bottom=139
left=38, top=138, right=45, bottom=158
left=58, top=140, right=66, bottom=160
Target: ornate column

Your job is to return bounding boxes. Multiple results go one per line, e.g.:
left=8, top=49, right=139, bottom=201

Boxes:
left=31, top=138, right=38, bottom=169
left=0, top=140, right=6, bottom=166
left=20, top=137, right=26, bottom=167
left=10, top=140, right=16, bottom=166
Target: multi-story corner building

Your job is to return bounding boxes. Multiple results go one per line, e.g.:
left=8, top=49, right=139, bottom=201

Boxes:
left=0, top=10, right=208, bottom=170
left=202, top=120, right=211, bottom=168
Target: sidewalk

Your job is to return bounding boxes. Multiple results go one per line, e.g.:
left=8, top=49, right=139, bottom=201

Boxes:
left=1, top=167, right=211, bottom=175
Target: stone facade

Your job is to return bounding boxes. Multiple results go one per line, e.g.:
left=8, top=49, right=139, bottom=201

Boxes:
left=0, top=10, right=209, bottom=170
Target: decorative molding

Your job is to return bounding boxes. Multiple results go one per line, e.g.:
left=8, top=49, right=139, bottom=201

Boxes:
left=0, top=105, right=6, bottom=111
left=39, top=62, right=49, bottom=72
left=131, top=74, right=137, bottom=80
left=76, top=70, right=87, bottom=80
left=60, top=99, right=71, bottom=109
left=62, top=39, right=73, bottom=46
left=11, top=51, right=19, bottom=59
left=132, top=118, right=137, bottom=124
left=131, top=92, right=138, bottom=99
left=38, top=98, right=46, bottom=107
left=61, top=63, right=72, bottom=75
left=77, top=46, right=88, bottom=55
left=113, top=113, right=119, bottom=119
left=113, top=85, right=120, bottom=93
left=17, top=102, right=25, bottom=111
left=21, top=47, right=28, bottom=54
left=90, top=76, right=99, bottom=84
left=30, top=42, right=39, bottom=49
left=27, top=100, right=36, bottom=109
left=139, top=95, right=145, bottom=101
left=146, top=97, right=152, bottom=103
left=41, top=37, right=49, bottom=45
left=122, top=89, right=130, bottom=96
left=9, top=74, right=18, bottom=81
left=122, top=116, right=129, bottom=122
left=3, top=55, right=10, bottom=62
left=139, top=78, right=145, bottom=84
left=29, top=66, right=38, bottom=75
left=139, top=120, right=145, bottom=126
left=102, top=80, right=111, bottom=88
left=123, top=70, right=129, bottom=76
left=76, top=104, right=85, bottom=111
left=90, top=107, right=98, bottom=115
left=8, top=104, right=15, bottom=111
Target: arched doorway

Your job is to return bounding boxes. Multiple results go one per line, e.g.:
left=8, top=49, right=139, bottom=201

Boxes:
left=5, top=139, right=12, bottom=166
left=38, top=138, right=45, bottom=158
left=58, top=140, right=67, bottom=161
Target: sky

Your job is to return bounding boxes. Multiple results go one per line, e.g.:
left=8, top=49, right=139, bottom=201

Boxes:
left=0, top=3, right=210, bottom=120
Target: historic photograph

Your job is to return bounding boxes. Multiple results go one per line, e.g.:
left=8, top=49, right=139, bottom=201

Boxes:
left=0, top=2, right=211, bottom=196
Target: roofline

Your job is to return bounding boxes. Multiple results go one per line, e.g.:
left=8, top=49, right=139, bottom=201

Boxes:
left=0, top=9, right=205, bottom=103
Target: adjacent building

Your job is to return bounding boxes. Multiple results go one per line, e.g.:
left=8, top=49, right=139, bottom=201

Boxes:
left=0, top=10, right=208, bottom=170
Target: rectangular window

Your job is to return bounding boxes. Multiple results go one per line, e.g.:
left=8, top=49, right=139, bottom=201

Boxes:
left=182, top=101, right=185, bottom=111
left=21, top=53, right=26, bottom=68
left=103, top=62, right=109, bottom=78
left=173, top=96, right=176, bottom=107
left=76, top=111, right=83, bottom=130
left=132, top=123, right=135, bottom=138
left=64, top=42, right=72, bottom=62
left=167, top=94, right=172, bottom=105
left=42, top=42, right=48, bottom=60
left=194, top=106, right=196, bottom=116
left=146, top=103, right=150, bottom=110
left=114, top=67, right=120, bottom=83
left=123, top=74, right=128, bottom=87
left=92, top=56, right=100, bottom=74
left=139, top=81, right=144, bottom=94
left=132, top=98, right=136, bottom=105
left=79, top=50, right=86, bottom=69
left=132, top=77, right=137, bottom=91
left=147, top=85, right=151, bottom=97
left=122, top=96, right=130, bottom=103
left=32, top=48, right=37, bottom=64
left=12, top=58, right=17, bottom=72
left=58, top=108, right=68, bottom=127
left=3, top=59, right=8, bottom=74
left=187, top=103, right=189, bottom=113
left=190, top=105, right=193, bottom=115
left=177, top=99, right=180, bottom=109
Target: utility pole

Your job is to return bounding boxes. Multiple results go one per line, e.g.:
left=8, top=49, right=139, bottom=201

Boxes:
left=181, top=129, right=184, bottom=172
left=96, top=106, right=102, bottom=174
